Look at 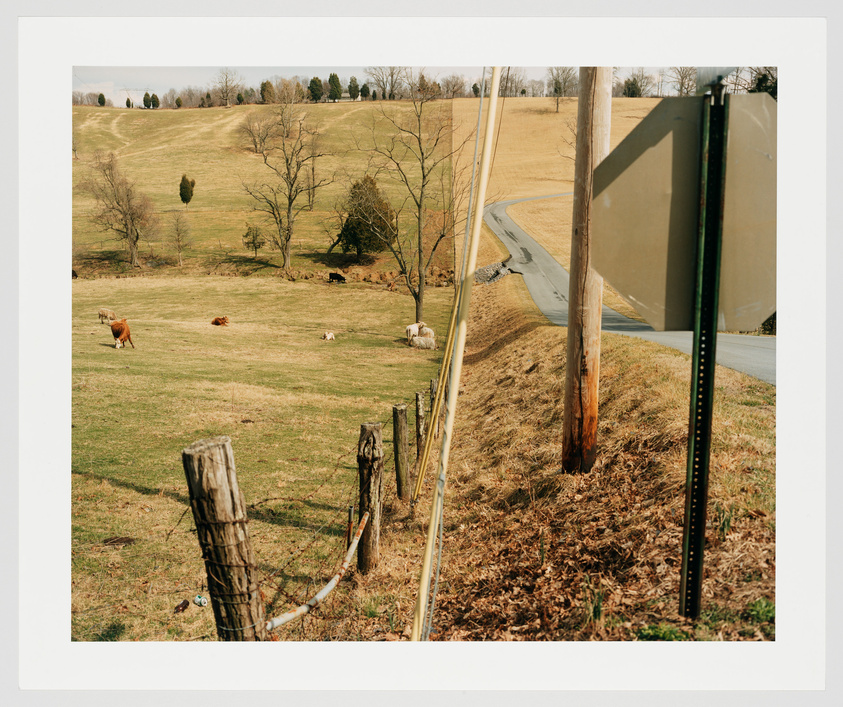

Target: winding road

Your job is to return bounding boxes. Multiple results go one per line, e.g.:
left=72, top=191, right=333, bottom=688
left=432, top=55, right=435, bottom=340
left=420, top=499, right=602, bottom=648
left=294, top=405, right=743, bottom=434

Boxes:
left=484, top=195, right=776, bottom=385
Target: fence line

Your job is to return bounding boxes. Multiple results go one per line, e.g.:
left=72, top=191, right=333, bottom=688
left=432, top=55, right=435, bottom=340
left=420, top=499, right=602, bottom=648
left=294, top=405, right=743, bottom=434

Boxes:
left=265, top=512, right=369, bottom=631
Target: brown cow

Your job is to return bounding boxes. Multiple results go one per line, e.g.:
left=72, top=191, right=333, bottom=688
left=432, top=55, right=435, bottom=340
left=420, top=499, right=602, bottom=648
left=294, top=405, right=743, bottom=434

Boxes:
left=110, top=319, right=134, bottom=349
left=211, top=316, right=229, bottom=326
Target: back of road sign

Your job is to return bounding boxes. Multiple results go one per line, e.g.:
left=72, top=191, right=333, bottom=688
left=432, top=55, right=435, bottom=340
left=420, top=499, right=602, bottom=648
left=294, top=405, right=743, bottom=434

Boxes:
left=591, top=93, right=776, bottom=332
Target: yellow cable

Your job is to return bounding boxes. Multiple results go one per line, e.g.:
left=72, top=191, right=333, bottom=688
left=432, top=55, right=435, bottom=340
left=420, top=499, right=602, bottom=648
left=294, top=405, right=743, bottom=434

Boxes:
left=411, top=280, right=461, bottom=503
left=411, top=67, right=502, bottom=641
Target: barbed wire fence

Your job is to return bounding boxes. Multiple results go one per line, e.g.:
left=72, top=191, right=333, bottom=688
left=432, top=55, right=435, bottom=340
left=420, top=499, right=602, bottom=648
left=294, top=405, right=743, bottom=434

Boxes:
left=71, top=392, right=432, bottom=642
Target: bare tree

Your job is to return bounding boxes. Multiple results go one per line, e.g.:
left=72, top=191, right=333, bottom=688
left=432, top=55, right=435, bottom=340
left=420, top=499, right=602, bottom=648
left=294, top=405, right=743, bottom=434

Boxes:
left=365, top=66, right=404, bottom=100
left=547, top=67, right=578, bottom=111
left=242, top=98, right=331, bottom=270
left=239, top=111, right=280, bottom=153
left=170, top=211, right=191, bottom=266
left=79, top=152, right=157, bottom=268
left=629, top=67, right=656, bottom=97
left=356, top=68, right=474, bottom=322
left=440, top=73, right=466, bottom=99
left=667, top=67, right=697, bottom=97
left=214, top=67, right=243, bottom=107
left=528, top=79, right=545, bottom=97
left=499, top=67, right=528, bottom=97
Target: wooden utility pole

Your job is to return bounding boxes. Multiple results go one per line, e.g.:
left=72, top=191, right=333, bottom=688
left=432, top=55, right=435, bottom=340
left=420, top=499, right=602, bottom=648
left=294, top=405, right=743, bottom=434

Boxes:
left=561, top=67, right=612, bottom=474
left=357, top=423, right=384, bottom=573
left=393, top=404, right=410, bottom=501
left=181, top=436, right=268, bottom=641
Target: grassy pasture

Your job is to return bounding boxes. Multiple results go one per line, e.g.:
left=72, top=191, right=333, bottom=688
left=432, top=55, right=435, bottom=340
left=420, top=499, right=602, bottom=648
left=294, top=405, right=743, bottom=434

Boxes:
left=73, top=101, right=465, bottom=277
left=71, top=275, right=452, bottom=641
left=71, top=95, right=775, bottom=642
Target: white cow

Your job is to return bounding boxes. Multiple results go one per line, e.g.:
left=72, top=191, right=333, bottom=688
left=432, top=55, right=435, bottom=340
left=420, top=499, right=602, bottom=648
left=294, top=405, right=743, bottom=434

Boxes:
left=321, top=331, right=335, bottom=341
left=405, top=321, right=426, bottom=345
left=410, top=336, right=436, bottom=350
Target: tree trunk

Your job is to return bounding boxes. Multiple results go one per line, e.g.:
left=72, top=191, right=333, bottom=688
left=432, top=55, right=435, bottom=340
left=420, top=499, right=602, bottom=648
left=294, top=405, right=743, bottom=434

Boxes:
left=357, top=423, right=384, bottom=573
left=561, top=67, right=612, bottom=474
left=181, top=436, right=268, bottom=641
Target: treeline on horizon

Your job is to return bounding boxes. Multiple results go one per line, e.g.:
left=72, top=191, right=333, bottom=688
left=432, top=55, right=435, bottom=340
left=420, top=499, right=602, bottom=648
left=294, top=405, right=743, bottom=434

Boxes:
left=71, top=66, right=778, bottom=109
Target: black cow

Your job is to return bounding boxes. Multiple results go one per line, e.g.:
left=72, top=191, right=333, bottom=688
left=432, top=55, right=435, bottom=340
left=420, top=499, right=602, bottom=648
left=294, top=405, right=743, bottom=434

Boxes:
left=72, top=269, right=78, bottom=279
left=329, top=272, right=347, bottom=284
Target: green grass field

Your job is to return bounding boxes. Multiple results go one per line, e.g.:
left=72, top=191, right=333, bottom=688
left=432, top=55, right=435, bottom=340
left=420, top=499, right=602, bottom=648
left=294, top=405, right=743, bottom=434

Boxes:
left=71, top=275, right=452, bottom=640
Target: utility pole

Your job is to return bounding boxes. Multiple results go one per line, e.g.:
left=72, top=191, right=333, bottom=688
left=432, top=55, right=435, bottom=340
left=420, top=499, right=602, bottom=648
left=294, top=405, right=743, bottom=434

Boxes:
left=561, top=67, right=612, bottom=474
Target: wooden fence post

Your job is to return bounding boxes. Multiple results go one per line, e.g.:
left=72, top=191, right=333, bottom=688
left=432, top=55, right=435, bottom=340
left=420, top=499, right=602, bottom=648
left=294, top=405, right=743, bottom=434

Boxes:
left=357, top=423, right=384, bottom=573
left=430, top=379, right=441, bottom=439
left=181, top=436, right=268, bottom=641
left=415, top=391, right=426, bottom=461
left=393, top=404, right=411, bottom=501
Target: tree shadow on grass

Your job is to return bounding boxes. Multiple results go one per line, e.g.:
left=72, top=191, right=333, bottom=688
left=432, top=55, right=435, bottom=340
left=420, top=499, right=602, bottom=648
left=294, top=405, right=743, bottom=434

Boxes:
left=74, top=250, right=133, bottom=272
left=71, top=467, right=349, bottom=535
left=204, top=253, right=283, bottom=274
left=296, top=251, right=376, bottom=268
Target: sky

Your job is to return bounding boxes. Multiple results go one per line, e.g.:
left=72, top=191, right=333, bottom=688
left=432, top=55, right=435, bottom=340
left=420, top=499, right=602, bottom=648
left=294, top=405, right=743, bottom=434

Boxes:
left=72, top=65, right=560, bottom=106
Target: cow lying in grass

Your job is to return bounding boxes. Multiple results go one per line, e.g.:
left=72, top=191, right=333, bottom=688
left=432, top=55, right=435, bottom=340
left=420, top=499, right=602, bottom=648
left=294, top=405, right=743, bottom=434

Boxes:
left=110, top=319, right=134, bottom=349
left=211, top=316, right=229, bottom=326
left=98, top=308, right=118, bottom=323
left=405, top=321, right=426, bottom=344
left=410, top=335, right=436, bottom=350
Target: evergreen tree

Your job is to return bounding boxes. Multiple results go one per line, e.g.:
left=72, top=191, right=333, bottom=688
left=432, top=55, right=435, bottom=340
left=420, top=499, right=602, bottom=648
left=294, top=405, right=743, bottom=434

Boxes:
left=308, top=76, right=324, bottom=103
left=372, top=90, right=377, bottom=101
left=98, top=93, right=106, bottom=107
left=126, top=97, right=131, bottom=108
left=749, top=68, right=777, bottom=101
left=260, top=80, right=275, bottom=104
left=236, top=92, right=244, bottom=105
left=622, top=77, right=642, bottom=97
left=151, top=93, right=160, bottom=109
left=328, top=73, right=343, bottom=102
left=175, top=96, right=182, bottom=108
left=179, top=174, right=196, bottom=209
left=360, top=82, right=370, bottom=100
left=337, top=175, right=397, bottom=261
left=348, top=76, right=360, bottom=101
left=205, top=92, right=213, bottom=107
left=472, top=83, right=480, bottom=97
left=143, top=92, right=151, bottom=109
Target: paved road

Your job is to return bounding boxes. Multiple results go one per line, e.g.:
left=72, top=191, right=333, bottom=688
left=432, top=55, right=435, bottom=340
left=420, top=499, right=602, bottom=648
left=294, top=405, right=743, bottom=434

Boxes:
left=484, top=195, right=776, bottom=385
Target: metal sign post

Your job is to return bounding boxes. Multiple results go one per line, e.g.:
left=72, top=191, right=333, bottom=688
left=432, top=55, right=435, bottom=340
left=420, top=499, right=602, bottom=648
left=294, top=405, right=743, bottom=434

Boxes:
left=679, top=82, right=729, bottom=619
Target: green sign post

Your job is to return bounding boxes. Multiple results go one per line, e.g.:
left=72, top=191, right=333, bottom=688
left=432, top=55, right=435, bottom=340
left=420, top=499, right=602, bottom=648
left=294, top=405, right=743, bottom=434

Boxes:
left=679, top=81, right=728, bottom=619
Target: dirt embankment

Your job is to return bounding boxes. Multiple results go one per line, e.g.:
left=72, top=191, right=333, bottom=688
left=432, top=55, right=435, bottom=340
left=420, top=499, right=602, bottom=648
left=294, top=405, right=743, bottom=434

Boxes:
left=419, top=265, right=776, bottom=641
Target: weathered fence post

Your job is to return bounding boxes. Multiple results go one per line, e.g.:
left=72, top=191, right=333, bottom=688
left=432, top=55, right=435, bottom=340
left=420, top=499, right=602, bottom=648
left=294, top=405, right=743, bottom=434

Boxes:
left=430, top=379, right=440, bottom=440
left=181, top=436, right=268, bottom=641
left=415, top=391, right=426, bottom=461
left=357, top=423, right=384, bottom=573
left=393, top=404, right=411, bottom=501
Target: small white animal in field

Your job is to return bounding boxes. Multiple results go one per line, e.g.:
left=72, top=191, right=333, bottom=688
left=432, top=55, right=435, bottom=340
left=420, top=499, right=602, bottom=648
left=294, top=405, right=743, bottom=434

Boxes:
left=98, top=308, right=118, bottom=323
left=410, top=336, right=436, bottom=350
left=321, top=331, right=335, bottom=341
left=418, top=326, right=435, bottom=340
left=405, top=321, right=426, bottom=344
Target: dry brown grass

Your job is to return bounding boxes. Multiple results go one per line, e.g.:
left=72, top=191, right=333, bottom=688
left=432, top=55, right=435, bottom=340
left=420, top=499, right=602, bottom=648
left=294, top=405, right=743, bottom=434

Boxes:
left=451, top=96, right=662, bottom=321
